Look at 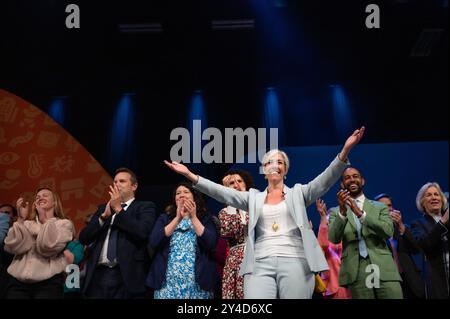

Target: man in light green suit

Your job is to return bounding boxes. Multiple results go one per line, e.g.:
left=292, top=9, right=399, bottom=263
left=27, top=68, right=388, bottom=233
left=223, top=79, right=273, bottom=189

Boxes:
left=328, top=167, right=403, bottom=299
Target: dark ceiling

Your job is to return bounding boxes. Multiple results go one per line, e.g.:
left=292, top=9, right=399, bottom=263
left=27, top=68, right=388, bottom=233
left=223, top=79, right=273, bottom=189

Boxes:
left=0, top=0, right=448, bottom=187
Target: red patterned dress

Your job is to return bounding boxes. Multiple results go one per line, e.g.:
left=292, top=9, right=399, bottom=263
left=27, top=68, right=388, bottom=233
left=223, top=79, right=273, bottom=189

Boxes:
left=219, top=206, right=248, bottom=299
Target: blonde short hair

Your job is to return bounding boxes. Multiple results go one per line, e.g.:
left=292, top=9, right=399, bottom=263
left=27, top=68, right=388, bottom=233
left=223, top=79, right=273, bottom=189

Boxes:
left=261, top=149, right=290, bottom=175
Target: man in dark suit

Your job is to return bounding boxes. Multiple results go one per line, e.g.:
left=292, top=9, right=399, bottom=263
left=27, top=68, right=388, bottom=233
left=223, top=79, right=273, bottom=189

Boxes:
left=79, top=167, right=156, bottom=298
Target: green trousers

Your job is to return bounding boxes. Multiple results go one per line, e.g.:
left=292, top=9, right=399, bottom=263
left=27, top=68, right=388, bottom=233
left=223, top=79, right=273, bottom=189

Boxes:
left=348, top=256, right=403, bottom=299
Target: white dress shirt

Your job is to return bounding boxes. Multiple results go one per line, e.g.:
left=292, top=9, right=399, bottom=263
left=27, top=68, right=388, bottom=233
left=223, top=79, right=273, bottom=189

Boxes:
left=98, top=198, right=134, bottom=266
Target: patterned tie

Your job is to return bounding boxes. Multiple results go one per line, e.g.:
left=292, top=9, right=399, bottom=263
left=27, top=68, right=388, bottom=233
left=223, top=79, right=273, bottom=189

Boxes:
left=352, top=199, right=368, bottom=258
left=107, top=203, right=127, bottom=262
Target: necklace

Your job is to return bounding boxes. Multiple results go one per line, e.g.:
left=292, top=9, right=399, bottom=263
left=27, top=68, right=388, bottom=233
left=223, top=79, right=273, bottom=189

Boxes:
left=272, top=221, right=279, bottom=232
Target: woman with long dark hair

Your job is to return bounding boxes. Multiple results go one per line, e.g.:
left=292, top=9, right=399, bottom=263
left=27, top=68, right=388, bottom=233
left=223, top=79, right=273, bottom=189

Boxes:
left=146, top=182, right=218, bottom=299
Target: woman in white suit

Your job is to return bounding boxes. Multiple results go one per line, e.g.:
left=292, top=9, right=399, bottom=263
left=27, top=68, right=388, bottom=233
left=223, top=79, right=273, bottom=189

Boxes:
left=165, top=127, right=365, bottom=299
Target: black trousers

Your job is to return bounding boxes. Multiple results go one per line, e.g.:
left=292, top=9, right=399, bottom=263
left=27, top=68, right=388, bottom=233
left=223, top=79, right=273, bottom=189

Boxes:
left=84, top=265, right=135, bottom=299
left=5, top=273, right=64, bottom=299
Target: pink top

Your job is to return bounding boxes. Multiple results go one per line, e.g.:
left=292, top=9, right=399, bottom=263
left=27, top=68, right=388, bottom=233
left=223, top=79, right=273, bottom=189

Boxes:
left=317, top=222, right=352, bottom=299
left=4, top=218, right=74, bottom=283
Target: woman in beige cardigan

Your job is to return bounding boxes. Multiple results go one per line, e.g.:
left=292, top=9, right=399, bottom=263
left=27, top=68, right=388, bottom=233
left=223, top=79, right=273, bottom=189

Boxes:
left=4, top=188, right=74, bottom=299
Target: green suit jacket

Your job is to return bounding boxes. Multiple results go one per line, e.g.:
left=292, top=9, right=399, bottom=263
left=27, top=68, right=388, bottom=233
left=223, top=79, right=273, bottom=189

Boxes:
left=328, top=199, right=402, bottom=286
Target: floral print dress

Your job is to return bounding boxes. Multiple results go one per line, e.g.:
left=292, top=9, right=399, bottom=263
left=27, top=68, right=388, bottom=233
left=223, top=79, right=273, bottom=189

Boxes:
left=219, top=206, right=249, bottom=299
left=154, top=218, right=213, bottom=299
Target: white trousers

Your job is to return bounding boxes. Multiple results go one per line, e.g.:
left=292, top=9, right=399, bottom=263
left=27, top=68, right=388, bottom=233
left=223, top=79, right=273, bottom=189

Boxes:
left=243, top=256, right=315, bottom=299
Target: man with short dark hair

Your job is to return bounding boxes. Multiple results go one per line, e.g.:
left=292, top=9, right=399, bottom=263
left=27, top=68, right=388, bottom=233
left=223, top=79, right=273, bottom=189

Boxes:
left=328, top=167, right=403, bottom=299
left=79, top=167, right=156, bottom=298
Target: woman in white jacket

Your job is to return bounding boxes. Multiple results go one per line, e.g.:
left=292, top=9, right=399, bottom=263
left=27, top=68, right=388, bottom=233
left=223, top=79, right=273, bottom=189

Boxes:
left=165, top=127, right=365, bottom=299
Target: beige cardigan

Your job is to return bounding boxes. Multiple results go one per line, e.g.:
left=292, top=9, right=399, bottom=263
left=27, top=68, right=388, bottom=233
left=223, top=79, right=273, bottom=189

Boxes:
left=4, top=218, right=74, bottom=283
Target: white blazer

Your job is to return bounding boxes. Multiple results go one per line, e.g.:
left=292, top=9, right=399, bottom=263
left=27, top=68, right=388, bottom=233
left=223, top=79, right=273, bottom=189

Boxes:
left=194, top=155, right=349, bottom=276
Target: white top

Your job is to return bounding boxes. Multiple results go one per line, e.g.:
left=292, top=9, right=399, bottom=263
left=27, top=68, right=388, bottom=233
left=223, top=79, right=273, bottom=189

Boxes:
left=254, top=201, right=304, bottom=259
left=225, top=205, right=247, bottom=225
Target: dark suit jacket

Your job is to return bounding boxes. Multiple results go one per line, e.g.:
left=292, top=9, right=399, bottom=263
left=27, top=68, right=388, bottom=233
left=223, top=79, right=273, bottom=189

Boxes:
left=79, top=200, right=156, bottom=295
left=412, top=214, right=449, bottom=299
left=146, top=213, right=218, bottom=292
left=391, top=227, right=426, bottom=298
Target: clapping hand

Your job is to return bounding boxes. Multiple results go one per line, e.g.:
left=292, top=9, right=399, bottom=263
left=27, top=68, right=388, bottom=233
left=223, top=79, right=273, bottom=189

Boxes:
left=183, top=199, right=197, bottom=219
left=316, top=198, right=328, bottom=217
left=441, top=207, right=448, bottom=225
left=389, top=209, right=406, bottom=233
left=336, top=189, right=362, bottom=217
left=109, top=184, right=123, bottom=213
left=16, top=198, right=29, bottom=222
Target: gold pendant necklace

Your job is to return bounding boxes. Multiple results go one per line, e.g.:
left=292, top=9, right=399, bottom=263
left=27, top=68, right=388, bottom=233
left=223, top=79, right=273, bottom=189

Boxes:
left=272, top=222, right=279, bottom=232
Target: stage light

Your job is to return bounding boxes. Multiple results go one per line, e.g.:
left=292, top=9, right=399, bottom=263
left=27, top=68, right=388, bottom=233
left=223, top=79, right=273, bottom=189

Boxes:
left=108, top=93, right=136, bottom=171
left=330, top=85, right=354, bottom=140
left=48, top=96, right=67, bottom=126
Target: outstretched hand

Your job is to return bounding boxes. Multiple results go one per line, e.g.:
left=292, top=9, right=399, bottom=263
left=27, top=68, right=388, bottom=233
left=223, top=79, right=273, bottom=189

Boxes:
left=164, top=160, right=190, bottom=175
left=164, top=160, right=198, bottom=183
left=339, top=126, right=365, bottom=161
left=344, top=126, right=365, bottom=150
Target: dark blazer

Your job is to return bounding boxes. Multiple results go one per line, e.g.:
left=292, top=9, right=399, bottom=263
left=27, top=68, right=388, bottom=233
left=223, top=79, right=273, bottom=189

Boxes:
left=392, top=227, right=426, bottom=298
left=146, top=213, right=218, bottom=292
left=412, top=214, right=449, bottom=299
left=79, top=200, right=156, bottom=295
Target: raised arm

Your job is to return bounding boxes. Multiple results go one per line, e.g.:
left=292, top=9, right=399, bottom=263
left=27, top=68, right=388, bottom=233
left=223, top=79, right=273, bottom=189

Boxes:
left=164, top=160, right=199, bottom=183
left=164, top=160, right=250, bottom=211
left=79, top=205, right=110, bottom=246
left=316, top=199, right=330, bottom=250
left=338, top=126, right=365, bottom=162
left=300, top=127, right=365, bottom=206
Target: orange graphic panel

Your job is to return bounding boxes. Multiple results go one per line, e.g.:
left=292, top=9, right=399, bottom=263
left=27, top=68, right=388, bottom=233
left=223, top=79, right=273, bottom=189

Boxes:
left=0, top=88, right=112, bottom=235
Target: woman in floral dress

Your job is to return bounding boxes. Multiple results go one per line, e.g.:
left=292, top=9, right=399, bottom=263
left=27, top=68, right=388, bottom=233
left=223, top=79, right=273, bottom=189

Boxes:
left=146, top=182, right=218, bottom=299
left=219, top=170, right=255, bottom=299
